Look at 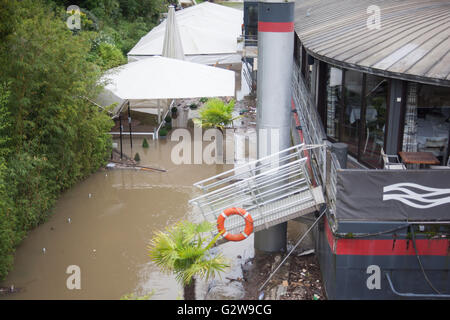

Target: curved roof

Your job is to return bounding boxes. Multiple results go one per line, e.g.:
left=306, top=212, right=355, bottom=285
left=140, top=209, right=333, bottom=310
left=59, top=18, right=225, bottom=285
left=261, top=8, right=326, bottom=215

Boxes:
left=294, top=0, right=450, bottom=86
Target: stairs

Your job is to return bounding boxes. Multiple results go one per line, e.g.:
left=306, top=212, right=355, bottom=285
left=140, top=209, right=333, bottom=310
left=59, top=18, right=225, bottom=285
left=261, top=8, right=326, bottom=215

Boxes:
left=189, top=144, right=324, bottom=237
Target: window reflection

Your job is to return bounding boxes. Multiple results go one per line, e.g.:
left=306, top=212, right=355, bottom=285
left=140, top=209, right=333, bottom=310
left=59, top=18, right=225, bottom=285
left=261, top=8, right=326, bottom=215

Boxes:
left=416, top=84, right=450, bottom=164
left=360, top=75, right=388, bottom=168
left=326, top=66, right=342, bottom=139
left=341, top=70, right=363, bottom=156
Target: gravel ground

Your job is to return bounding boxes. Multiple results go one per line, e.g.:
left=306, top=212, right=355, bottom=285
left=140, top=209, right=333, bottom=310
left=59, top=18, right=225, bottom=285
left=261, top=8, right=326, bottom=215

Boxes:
left=242, top=250, right=326, bottom=300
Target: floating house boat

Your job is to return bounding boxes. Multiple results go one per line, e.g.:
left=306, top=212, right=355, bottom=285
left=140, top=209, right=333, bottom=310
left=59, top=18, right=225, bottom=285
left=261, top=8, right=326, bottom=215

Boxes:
left=192, top=0, right=450, bottom=299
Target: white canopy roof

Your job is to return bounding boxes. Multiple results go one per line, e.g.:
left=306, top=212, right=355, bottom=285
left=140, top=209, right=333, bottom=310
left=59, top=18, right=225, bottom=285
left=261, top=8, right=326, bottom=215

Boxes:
left=128, top=2, right=243, bottom=65
left=162, top=6, right=184, bottom=60
left=95, top=56, right=235, bottom=115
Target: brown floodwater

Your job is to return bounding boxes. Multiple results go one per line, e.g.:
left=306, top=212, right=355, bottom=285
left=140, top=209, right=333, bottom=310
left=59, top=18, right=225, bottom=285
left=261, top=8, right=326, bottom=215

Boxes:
left=0, top=137, right=232, bottom=300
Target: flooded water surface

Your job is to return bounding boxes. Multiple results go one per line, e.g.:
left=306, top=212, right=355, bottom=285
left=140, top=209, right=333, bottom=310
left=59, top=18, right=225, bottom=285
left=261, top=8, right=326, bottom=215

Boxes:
left=0, top=138, right=232, bottom=299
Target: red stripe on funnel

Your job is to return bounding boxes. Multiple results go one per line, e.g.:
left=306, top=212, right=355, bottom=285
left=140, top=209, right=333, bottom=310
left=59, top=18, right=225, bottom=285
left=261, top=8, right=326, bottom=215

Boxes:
left=258, top=21, right=294, bottom=32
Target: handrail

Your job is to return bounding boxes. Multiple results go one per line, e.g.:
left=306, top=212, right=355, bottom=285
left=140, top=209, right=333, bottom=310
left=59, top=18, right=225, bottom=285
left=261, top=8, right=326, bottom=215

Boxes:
left=193, top=143, right=305, bottom=189
left=385, top=273, right=450, bottom=298
left=292, top=61, right=341, bottom=226
left=155, top=99, right=174, bottom=139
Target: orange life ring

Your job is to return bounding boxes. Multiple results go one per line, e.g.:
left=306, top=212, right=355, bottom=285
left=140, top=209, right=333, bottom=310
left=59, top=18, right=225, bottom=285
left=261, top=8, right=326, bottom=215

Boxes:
left=217, top=207, right=253, bottom=242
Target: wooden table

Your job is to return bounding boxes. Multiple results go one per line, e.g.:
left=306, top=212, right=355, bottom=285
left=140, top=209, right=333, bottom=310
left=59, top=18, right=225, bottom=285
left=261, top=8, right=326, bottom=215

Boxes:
left=398, top=151, right=440, bottom=165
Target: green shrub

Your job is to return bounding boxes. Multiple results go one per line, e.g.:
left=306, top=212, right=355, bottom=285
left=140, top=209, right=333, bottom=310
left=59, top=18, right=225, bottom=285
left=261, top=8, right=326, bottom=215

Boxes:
left=134, top=152, right=141, bottom=162
left=164, top=115, right=172, bottom=123
left=199, top=97, right=208, bottom=103
left=165, top=123, right=172, bottom=131
left=142, top=138, right=149, bottom=148
left=189, top=103, right=198, bottom=110
left=159, top=128, right=168, bottom=137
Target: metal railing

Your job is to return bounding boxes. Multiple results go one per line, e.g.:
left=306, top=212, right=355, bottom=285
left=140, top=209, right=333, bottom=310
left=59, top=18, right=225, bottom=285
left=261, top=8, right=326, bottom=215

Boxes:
left=190, top=144, right=324, bottom=235
left=292, top=62, right=340, bottom=224
left=155, top=100, right=174, bottom=139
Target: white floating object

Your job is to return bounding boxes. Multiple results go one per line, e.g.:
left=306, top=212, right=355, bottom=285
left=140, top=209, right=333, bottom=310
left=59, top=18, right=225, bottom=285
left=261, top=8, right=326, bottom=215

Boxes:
left=88, top=193, right=92, bottom=198
left=93, top=249, right=96, bottom=253
left=42, top=248, right=46, bottom=254
left=298, top=249, right=315, bottom=257
left=67, top=218, right=71, bottom=223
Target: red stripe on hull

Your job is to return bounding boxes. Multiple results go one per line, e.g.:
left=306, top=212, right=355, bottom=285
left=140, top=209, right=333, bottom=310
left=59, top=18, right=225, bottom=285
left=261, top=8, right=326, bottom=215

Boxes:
left=324, top=218, right=450, bottom=256
left=258, top=21, right=294, bottom=33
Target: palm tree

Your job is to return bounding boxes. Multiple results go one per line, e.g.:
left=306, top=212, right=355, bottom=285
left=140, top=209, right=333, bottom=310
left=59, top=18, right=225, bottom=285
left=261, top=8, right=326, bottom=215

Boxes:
left=193, top=98, right=239, bottom=132
left=193, top=98, right=241, bottom=163
left=148, top=220, right=229, bottom=300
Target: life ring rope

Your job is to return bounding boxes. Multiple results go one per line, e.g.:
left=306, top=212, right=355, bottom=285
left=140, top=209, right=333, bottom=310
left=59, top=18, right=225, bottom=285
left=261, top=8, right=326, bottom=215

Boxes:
left=217, top=207, right=254, bottom=242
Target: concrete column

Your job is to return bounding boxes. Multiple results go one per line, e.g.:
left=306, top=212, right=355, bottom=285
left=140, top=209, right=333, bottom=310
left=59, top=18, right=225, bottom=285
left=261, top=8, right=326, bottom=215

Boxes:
left=254, top=0, right=295, bottom=253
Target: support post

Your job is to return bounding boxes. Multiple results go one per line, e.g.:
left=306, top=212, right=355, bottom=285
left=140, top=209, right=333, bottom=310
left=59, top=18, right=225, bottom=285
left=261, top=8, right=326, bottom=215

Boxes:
left=119, top=113, right=123, bottom=160
left=128, top=101, right=133, bottom=156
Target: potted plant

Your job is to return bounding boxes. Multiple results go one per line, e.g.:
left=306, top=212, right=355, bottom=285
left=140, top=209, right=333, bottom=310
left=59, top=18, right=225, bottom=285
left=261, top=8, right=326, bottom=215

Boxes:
left=164, top=115, right=172, bottom=124
left=142, top=138, right=149, bottom=148
left=159, top=127, right=168, bottom=138
left=171, top=106, right=178, bottom=119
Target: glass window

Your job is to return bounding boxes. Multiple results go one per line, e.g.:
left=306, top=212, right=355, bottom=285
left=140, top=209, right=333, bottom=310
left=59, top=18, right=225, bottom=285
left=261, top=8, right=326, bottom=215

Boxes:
left=326, top=66, right=343, bottom=139
left=416, top=84, right=450, bottom=164
left=360, top=74, right=388, bottom=168
left=341, top=70, right=363, bottom=156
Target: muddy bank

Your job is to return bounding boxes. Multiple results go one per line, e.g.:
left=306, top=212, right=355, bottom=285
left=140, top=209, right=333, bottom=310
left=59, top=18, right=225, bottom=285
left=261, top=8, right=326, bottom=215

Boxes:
left=241, top=219, right=326, bottom=300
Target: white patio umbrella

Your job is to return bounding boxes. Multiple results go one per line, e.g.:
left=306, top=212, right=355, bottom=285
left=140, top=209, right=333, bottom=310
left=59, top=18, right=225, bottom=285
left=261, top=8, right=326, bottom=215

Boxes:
left=162, top=5, right=184, bottom=60
left=96, top=56, right=235, bottom=116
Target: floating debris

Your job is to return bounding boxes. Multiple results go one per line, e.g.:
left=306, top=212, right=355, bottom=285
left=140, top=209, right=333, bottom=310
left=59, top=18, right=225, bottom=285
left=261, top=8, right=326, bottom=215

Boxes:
left=67, top=218, right=71, bottom=223
left=42, top=248, right=46, bottom=254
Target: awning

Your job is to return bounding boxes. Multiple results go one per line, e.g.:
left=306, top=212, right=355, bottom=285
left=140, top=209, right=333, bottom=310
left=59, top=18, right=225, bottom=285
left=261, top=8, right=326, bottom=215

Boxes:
left=128, top=2, right=243, bottom=65
left=95, top=56, right=235, bottom=116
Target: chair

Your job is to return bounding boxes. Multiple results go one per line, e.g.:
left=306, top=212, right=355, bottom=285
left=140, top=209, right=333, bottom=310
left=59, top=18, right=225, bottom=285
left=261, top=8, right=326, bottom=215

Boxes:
left=381, top=148, right=406, bottom=170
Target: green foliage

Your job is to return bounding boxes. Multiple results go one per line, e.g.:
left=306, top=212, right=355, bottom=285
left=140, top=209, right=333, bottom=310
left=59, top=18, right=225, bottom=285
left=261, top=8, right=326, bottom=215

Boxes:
left=0, top=0, right=113, bottom=279
left=193, top=99, right=239, bottom=130
left=199, top=97, right=208, bottom=103
left=189, top=103, right=198, bottom=110
left=134, top=152, right=141, bottom=162
left=94, top=42, right=127, bottom=70
left=142, top=138, right=149, bottom=148
left=164, top=115, right=172, bottom=123
left=159, top=128, right=168, bottom=137
left=165, top=123, right=172, bottom=131
left=148, top=221, right=228, bottom=287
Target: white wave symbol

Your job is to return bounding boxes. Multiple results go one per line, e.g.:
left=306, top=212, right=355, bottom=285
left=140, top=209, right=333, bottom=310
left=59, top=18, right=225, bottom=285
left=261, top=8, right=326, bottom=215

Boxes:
left=383, top=183, right=450, bottom=209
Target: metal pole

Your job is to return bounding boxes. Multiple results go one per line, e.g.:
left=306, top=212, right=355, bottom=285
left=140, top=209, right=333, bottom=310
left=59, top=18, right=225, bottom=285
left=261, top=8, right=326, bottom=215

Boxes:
left=128, top=101, right=133, bottom=157
left=119, top=113, right=123, bottom=160
left=254, top=0, right=295, bottom=253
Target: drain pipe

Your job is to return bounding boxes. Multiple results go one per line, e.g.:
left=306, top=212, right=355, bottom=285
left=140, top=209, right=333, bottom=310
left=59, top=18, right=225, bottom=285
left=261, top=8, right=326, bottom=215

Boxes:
left=254, top=0, right=295, bottom=252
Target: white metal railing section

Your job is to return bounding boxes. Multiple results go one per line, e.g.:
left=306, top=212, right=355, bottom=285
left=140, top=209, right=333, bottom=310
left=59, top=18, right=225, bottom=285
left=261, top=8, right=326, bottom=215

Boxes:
left=189, top=144, right=325, bottom=236
left=292, top=62, right=341, bottom=225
